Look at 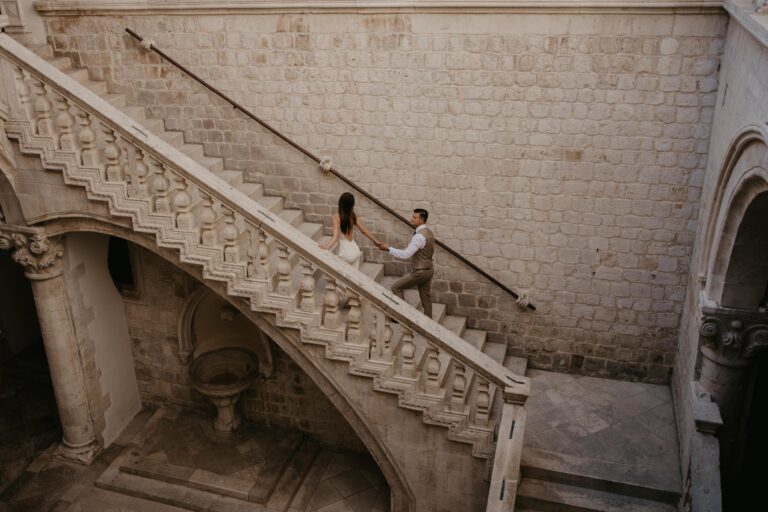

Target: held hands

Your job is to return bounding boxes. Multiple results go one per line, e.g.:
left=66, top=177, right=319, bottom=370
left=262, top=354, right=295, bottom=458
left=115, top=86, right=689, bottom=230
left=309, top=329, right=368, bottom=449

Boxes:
left=377, top=241, right=389, bottom=251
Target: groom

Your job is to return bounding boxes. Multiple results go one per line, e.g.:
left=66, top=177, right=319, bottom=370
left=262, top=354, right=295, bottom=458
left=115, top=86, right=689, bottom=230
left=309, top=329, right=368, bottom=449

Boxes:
left=378, top=208, right=434, bottom=319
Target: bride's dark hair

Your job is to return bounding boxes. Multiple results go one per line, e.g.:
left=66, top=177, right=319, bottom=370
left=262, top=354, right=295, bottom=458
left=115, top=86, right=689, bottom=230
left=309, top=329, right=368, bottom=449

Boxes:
left=338, top=192, right=356, bottom=235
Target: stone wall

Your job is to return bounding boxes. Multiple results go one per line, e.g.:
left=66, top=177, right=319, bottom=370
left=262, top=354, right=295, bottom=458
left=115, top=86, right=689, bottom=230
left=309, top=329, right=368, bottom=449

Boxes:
left=124, top=244, right=364, bottom=451
left=43, top=10, right=728, bottom=383
left=673, top=16, right=768, bottom=484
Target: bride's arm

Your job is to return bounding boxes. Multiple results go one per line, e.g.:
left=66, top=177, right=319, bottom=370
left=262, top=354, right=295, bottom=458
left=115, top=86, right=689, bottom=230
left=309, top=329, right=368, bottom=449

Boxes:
left=320, top=214, right=340, bottom=250
left=355, top=218, right=381, bottom=245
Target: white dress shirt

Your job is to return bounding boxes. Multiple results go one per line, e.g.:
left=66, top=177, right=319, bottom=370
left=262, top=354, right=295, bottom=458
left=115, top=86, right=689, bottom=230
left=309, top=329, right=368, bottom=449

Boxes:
left=389, top=225, right=428, bottom=260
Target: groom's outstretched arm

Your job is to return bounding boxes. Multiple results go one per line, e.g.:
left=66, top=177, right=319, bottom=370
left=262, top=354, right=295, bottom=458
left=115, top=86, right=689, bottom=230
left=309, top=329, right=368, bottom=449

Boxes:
left=388, top=234, right=426, bottom=260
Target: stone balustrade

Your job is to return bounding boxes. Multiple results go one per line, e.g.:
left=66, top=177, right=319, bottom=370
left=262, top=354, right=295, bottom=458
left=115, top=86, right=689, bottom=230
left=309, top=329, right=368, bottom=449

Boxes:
left=0, top=32, right=529, bottom=468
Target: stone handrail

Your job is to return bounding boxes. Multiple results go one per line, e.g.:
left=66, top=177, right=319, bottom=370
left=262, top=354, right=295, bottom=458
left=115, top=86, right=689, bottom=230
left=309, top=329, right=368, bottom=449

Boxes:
left=0, top=33, right=529, bottom=453
left=485, top=402, right=527, bottom=511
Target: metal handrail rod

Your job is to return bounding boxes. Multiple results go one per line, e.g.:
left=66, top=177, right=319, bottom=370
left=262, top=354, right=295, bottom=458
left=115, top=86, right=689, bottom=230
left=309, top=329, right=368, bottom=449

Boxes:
left=125, top=27, right=535, bottom=311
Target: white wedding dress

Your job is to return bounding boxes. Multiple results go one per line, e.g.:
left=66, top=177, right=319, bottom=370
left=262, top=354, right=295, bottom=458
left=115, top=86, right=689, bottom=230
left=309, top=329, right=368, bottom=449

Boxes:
left=337, top=234, right=362, bottom=269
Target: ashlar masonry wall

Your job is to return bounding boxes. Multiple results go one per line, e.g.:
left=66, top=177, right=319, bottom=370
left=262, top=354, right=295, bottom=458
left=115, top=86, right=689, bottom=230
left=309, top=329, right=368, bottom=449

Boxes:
left=43, top=9, right=728, bottom=383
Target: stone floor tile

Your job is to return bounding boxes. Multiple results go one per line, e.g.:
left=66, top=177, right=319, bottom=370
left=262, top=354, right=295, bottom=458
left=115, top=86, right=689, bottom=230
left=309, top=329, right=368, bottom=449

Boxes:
left=330, top=469, right=372, bottom=498
left=315, top=500, right=353, bottom=512
left=344, top=488, right=378, bottom=512
left=308, top=480, right=344, bottom=510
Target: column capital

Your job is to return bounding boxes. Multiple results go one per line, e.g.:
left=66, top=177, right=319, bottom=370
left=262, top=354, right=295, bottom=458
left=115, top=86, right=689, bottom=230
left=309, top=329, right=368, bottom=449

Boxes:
left=0, top=226, right=65, bottom=279
left=699, top=305, right=768, bottom=365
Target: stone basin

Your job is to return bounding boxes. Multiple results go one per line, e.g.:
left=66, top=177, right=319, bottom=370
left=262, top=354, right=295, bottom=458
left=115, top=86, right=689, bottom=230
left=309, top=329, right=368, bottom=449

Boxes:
left=189, top=348, right=258, bottom=432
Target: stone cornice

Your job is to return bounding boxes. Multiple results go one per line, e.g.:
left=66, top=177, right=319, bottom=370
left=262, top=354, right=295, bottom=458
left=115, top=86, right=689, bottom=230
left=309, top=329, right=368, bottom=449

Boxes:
left=33, top=0, right=724, bottom=16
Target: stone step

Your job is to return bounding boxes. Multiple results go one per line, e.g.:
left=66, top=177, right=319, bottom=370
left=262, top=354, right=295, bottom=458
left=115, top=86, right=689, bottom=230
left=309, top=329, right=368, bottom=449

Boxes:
left=516, top=478, right=678, bottom=512
left=104, top=93, right=127, bottom=108
left=278, top=208, right=304, bottom=228
left=520, top=447, right=680, bottom=505
left=264, top=439, right=320, bottom=511
left=482, top=341, right=506, bottom=365
left=97, top=471, right=272, bottom=512
left=158, top=129, right=184, bottom=146
left=504, top=355, right=528, bottom=377
left=33, top=44, right=54, bottom=59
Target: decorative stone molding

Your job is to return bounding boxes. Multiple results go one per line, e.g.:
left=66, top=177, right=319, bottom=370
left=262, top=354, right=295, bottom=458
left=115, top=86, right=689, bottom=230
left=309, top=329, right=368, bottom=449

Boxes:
left=32, top=0, right=723, bottom=15
left=756, top=0, right=768, bottom=14
left=0, top=225, right=64, bottom=279
left=699, top=305, right=768, bottom=362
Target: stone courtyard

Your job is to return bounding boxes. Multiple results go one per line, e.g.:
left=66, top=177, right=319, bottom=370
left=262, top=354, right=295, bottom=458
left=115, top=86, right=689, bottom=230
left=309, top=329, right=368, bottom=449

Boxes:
left=1, top=0, right=768, bottom=511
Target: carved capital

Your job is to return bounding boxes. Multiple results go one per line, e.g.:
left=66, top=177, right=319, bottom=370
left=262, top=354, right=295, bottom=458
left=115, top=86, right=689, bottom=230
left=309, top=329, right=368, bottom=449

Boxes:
left=0, top=227, right=65, bottom=279
left=700, top=305, right=768, bottom=363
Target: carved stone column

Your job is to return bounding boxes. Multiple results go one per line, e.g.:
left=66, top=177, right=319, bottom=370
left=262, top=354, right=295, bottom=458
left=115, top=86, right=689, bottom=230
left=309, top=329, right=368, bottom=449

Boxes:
left=0, top=227, right=100, bottom=463
left=698, top=305, right=768, bottom=505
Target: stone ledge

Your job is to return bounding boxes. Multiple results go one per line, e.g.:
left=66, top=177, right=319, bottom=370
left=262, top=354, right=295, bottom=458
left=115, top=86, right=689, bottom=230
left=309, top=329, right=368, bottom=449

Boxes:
left=33, top=0, right=724, bottom=16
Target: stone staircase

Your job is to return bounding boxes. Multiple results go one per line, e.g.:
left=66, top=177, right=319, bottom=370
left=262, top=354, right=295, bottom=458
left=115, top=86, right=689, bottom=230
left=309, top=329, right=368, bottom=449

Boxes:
left=0, top=33, right=529, bottom=511
left=28, top=43, right=524, bottom=420
left=27, top=40, right=533, bottom=449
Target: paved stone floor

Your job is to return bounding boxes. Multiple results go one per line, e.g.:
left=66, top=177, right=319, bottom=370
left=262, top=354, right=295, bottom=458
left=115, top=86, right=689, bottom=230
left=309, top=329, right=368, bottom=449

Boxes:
left=0, top=405, right=389, bottom=512
left=523, top=369, right=681, bottom=491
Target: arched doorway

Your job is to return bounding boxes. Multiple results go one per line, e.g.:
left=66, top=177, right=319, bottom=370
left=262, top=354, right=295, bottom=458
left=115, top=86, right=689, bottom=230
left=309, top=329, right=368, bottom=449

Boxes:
left=717, top=192, right=768, bottom=510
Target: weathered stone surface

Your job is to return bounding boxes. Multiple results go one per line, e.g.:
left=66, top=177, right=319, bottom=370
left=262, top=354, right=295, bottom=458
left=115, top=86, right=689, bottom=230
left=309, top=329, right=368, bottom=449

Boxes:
left=39, top=11, right=729, bottom=383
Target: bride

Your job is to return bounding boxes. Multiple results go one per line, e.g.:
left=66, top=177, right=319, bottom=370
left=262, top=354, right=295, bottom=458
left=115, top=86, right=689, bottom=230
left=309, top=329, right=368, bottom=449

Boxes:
left=320, top=192, right=380, bottom=269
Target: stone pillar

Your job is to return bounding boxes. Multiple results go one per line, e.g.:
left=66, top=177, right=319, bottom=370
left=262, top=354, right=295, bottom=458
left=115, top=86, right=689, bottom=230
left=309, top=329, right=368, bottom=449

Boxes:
left=0, top=228, right=100, bottom=463
left=698, top=306, right=768, bottom=506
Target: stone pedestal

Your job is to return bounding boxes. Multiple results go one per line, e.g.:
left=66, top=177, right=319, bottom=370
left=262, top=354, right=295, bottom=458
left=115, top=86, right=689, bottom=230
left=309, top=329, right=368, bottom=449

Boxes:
left=0, top=228, right=100, bottom=463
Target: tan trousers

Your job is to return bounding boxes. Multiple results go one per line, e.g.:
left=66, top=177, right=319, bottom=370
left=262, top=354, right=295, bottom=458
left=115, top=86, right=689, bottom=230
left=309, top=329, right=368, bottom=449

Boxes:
left=391, top=268, right=433, bottom=319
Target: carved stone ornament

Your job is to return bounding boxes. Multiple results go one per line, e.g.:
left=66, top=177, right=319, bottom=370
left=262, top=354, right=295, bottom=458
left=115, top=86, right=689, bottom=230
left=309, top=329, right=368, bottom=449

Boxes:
left=700, top=305, right=768, bottom=361
left=0, top=228, right=64, bottom=277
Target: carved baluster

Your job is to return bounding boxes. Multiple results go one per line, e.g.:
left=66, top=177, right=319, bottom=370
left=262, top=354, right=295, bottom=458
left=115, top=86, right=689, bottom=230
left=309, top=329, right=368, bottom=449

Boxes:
left=222, top=207, right=239, bottom=262
left=12, top=66, right=33, bottom=120
left=257, top=228, right=270, bottom=279
left=421, top=346, right=441, bottom=395
left=76, top=110, right=99, bottom=167
left=149, top=159, right=171, bottom=214
left=298, top=259, right=316, bottom=313
left=247, top=226, right=267, bottom=279
left=345, top=292, right=362, bottom=343
left=382, top=315, right=393, bottom=356
left=447, top=362, right=467, bottom=413
left=199, top=192, right=217, bottom=246
left=397, top=326, right=417, bottom=378
left=474, top=377, right=491, bottom=427
left=369, top=310, right=381, bottom=360
left=101, top=126, right=123, bottom=182
left=131, top=148, right=149, bottom=198
left=172, top=174, right=193, bottom=230
left=54, top=95, right=75, bottom=151
left=30, top=78, right=54, bottom=137
left=274, top=241, right=292, bottom=296
left=323, top=275, right=341, bottom=329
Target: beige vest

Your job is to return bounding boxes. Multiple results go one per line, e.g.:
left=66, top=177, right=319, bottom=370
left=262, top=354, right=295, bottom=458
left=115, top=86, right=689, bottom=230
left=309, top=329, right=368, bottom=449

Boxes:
left=413, top=227, right=434, bottom=271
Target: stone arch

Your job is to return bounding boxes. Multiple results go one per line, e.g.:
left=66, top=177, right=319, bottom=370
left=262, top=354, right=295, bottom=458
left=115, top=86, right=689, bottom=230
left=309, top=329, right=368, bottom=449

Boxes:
left=23, top=214, right=415, bottom=511
left=702, top=125, right=768, bottom=305
left=177, top=285, right=275, bottom=376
